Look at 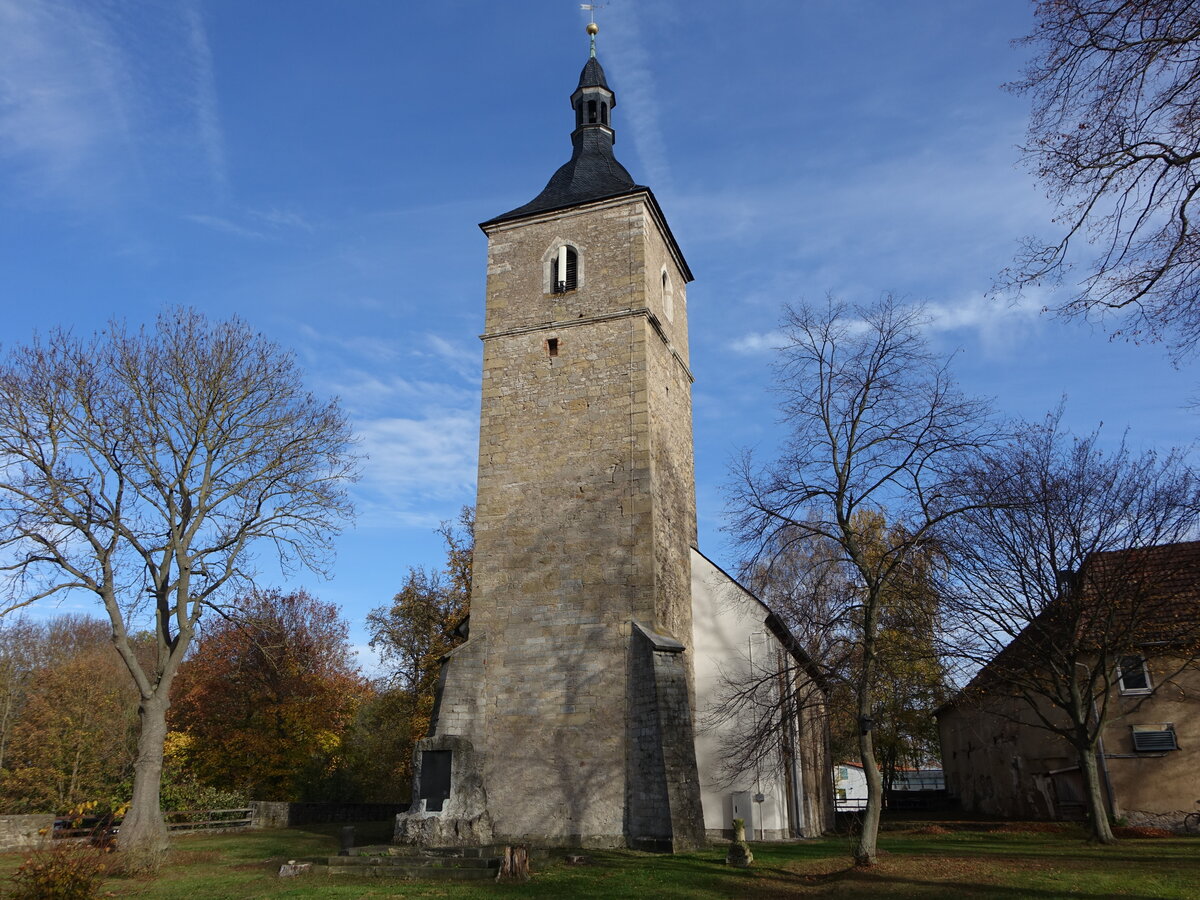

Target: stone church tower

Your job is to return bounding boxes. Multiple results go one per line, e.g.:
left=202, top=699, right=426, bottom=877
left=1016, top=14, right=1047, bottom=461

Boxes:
left=396, top=25, right=706, bottom=851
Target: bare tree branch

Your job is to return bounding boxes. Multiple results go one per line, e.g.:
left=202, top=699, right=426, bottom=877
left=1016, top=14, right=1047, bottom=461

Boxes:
left=1004, top=0, right=1200, bottom=360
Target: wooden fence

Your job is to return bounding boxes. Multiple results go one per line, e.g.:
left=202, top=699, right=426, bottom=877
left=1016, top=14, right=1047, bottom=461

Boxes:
left=52, top=807, right=253, bottom=840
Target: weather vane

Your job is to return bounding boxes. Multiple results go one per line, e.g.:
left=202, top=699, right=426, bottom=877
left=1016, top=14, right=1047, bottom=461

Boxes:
left=580, top=3, right=604, bottom=55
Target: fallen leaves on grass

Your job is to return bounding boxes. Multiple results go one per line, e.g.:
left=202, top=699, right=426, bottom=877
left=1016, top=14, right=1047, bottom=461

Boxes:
left=995, top=822, right=1073, bottom=834
left=1113, top=826, right=1174, bottom=839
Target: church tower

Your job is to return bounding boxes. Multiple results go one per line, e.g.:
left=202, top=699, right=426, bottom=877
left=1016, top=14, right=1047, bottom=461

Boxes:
left=399, top=24, right=706, bottom=851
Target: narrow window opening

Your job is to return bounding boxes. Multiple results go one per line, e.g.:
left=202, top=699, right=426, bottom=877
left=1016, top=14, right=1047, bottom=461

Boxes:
left=552, top=246, right=578, bottom=293
left=588, top=99, right=598, bottom=123
left=547, top=338, right=559, bottom=358
left=1118, top=656, right=1151, bottom=693
left=601, top=102, right=609, bottom=125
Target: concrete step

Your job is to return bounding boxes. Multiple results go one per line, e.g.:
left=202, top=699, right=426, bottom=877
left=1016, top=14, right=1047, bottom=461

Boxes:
left=313, top=863, right=498, bottom=880
left=316, top=855, right=498, bottom=868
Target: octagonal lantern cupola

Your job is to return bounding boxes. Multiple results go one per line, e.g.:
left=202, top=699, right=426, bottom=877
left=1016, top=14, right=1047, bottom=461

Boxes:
left=572, top=50, right=615, bottom=141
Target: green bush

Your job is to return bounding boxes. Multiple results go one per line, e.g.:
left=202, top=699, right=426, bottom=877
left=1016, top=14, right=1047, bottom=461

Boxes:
left=159, top=780, right=247, bottom=817
left=9, top=843, right=109, bottom=900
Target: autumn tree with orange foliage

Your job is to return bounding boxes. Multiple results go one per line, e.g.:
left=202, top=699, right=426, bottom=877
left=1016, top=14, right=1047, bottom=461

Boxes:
left=365, top=507, right=472, bottom=792
left=169, top=589, right=368, bottom=801
left=0, top=616, right=140, bottom=813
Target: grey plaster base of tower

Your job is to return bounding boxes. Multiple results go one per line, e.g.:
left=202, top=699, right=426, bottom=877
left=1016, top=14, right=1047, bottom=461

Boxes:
left=394, top=735, right=494, bottom=848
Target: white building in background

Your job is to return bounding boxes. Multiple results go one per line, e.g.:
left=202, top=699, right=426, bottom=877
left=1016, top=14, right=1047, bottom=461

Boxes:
left=690, top=549, right=834, bottom=839
left=834, top=762, right=869, bottom=811
left=833, top=763, right=945, bottom=811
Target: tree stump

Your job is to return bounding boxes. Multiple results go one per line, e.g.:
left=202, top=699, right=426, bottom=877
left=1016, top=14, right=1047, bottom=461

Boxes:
left=496, top=844, right=529, bottom=882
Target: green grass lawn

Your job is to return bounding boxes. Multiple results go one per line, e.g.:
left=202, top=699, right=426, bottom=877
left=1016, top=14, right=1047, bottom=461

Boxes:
left=3, top=819, right=1198, bottom=898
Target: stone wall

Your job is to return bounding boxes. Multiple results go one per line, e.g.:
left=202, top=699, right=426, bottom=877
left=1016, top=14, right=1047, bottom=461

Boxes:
left=425, top=191, right=702, bottom=847
left=0, top=815, right=53, bottom=852
left=249, top=801, right=405, bottom=829
left=625, top=623, right=706, bottom=851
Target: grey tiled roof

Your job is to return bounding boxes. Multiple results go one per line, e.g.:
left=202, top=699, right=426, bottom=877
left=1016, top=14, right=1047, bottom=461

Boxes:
left=484, top=129, right=645, bottom=225
left=482, top=52, right=643, bottom=227
left=577, top=56, right=609, bottom=90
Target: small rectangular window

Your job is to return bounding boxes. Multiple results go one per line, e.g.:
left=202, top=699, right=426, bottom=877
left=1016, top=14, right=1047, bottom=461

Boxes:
left=1118, top=656, right=1151, bottom=694
left=547, top=338, right=558, bottom=357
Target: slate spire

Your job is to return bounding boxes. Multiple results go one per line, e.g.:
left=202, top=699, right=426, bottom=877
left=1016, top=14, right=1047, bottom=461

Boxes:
left=484, top=23, right=643, bottom=225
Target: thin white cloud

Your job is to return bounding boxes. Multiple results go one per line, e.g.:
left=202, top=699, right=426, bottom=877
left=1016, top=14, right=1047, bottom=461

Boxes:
left=353, top=413, right=479, bottom=528
left=728, top=292, right=1046, bottom=358
left=0, top=0, right=135, bottom=203
left=250, top=207, right=316, bottom=232
left=182, top=3, right=226, bottom=195
left=186, top=206, right=315, bottom=239
left=601, top=1, right=673, bottom=191
left=728, top=331, right=785, bottom=354
left=185, top=213, right=264, bottom=239
left=0, top=1, right=226, bottom=209
left=925, top=290, right=1047, bottom=356
left=420, top=334, right=478, bottom=379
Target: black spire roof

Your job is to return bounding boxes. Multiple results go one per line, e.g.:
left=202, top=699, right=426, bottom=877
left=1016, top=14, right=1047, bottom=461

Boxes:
left=577, top=56, right=609, bottom=91
left=482, top=50, right=646, bottom=226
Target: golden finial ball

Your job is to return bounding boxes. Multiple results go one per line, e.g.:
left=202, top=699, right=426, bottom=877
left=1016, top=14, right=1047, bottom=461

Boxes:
left=587, top=22, right=599, bottom=36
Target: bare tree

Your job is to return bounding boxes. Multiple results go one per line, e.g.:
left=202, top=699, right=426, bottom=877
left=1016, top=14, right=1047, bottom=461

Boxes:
left=1006, top=1, right=1200, bottom=358
left=728, top=295, right=996, bottom=866
left=740, top=515, right=948, bottom=795
left=0, top=309, right=358, bottom=868
left=940, top=407, right=1200, bottom=844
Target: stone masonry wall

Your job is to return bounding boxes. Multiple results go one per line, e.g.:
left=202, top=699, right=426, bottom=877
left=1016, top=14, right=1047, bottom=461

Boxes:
left=626, top=623, right=705, bottom=851
left=453, top=192, right=701, bottom=846
left=0, top=815, right=53, bottom=852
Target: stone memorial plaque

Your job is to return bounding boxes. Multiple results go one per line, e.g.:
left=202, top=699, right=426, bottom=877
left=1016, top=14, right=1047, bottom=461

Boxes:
left=419, top=749, right=452, bottom=812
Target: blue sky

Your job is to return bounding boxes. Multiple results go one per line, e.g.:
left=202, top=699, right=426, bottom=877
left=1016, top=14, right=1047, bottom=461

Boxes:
left=2, top=1, right=1194, bottom=671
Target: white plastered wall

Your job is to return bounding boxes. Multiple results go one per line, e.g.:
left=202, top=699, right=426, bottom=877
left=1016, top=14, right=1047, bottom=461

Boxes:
left=690, top=548, right=798, bottom=839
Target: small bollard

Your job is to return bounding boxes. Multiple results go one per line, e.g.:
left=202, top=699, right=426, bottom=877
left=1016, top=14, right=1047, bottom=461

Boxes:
left=338, top=825, right=355, bottom=856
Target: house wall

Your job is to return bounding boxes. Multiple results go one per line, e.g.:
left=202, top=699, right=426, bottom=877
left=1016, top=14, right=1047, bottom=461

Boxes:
left=938, top=693, right=1075, bottom=820
left=938, top=658, right=1200, bottom=828
left=1102, top=657, right=1200, bottom=829
left=690, top=549, right=832, bottom=838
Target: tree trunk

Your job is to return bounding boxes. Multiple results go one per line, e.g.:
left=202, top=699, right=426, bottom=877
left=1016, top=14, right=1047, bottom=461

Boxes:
left=496, top=845, right=529, bottom=882
left=118, top=693, right=171, bottom=870
left=853, top=722, right=884, bottom=866
left=1078, top=744, right=1116, bottom=844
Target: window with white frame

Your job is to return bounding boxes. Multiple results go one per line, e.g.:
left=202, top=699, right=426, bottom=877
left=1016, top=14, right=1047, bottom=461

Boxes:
left=1117, top=655, right=1152, bottom=694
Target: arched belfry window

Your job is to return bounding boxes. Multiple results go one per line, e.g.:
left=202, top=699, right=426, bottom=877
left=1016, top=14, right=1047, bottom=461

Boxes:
left=601, top=102, right=609, bottom=125
left=552, top=245, right=578, bottom=294
left=661, top=268, right=674, bottom=321
left=587, top=99, right=598, bottom=124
